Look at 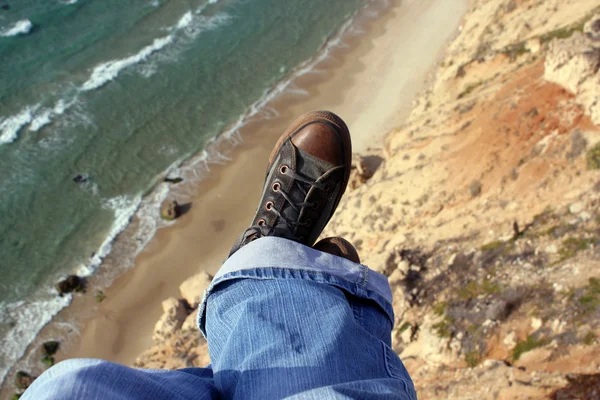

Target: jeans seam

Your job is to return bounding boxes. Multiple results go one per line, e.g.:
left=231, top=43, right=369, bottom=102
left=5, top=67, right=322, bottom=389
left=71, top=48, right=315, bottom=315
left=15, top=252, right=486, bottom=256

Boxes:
left=360, top=265, right=369, bottom=287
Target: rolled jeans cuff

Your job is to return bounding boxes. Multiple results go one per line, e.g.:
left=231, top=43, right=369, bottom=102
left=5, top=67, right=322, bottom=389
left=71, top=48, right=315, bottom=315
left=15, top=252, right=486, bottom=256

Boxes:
left=197, top=237, right=394, bottom=336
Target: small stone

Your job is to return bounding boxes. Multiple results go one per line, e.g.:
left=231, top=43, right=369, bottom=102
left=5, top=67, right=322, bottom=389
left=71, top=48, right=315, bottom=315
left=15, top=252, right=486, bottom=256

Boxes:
left=397, top=260, right=410, bottom=274
left=526, top=38, right=541, bottom=54
left=55, top=275, right=85, bottom=296
left=447, top=253, right=457, bottom=266
left=409, top=264, right=421, bottom=272
left=181, top=310, right=198, bottom=332
left=483, top=359, right=504, bottom=369
left=579, top=211, right=592, bottom=221
left=551, top=319, right=564, bottom=334
left=15, top=371, right=34, bottom=390
left=164, top=177, right=184, bottom=184
left=545, top=244, right=558, bottom=254
left=504, top=332, right=516, bottom=347
left=160, top=200, right=181, bottom=221
left=42, top=341, right=60, bottom=356
left=179, top=271, right=213, bottom=308
left=400, top=326, right=413, bottom=343
left=469, top=180, right=482, bottom=197
left=388, top=268, right=405, bottom=286
left=569, top=202, right=584, bottom=214
left=95, top=290, right=106, bottom=303
left=553, top=283, right=563, bottom=292
left=484, top=300, right=509, bottom=321
left=531, top=317, right=543, bottom=331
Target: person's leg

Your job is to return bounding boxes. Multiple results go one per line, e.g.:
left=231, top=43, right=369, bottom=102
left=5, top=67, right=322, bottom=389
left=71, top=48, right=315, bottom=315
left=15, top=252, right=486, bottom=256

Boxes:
left=21, top=359, right=218, bottom=400
left=196, top=110, right=415, bottom=399
left=206, top=279, right=411, bottom=400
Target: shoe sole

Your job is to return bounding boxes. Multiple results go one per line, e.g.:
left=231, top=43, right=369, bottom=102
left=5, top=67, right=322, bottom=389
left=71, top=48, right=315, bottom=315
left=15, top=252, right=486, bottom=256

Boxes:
left=267, top=110, right=352, bottom=237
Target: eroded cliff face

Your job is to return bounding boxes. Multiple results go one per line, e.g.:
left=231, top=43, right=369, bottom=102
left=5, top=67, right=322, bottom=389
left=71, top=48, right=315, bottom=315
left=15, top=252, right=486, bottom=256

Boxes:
left=139, top=1, right=600, bottom=398
left=322, top=0, right=600, bottom=398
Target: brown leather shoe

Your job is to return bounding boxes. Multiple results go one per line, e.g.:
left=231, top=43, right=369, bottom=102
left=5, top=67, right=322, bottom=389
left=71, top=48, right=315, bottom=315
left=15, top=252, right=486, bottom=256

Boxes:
left=229, top=111, right=352, bottom=255
left=313, top=237, right=360, bottom=264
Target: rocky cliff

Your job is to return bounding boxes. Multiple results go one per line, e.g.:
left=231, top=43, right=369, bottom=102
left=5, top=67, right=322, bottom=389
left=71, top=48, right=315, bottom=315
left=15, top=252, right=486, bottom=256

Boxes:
left=137, top=1, right=600, bottom=398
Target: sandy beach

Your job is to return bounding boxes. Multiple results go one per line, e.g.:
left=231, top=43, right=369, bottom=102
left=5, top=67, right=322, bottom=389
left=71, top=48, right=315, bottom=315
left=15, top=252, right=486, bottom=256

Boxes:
left=1, top=0, right=468, bottom=389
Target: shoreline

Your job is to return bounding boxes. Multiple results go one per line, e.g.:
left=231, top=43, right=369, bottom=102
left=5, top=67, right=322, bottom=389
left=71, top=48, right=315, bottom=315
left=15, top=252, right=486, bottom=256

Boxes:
left=0, top=0, right=469, bottom=393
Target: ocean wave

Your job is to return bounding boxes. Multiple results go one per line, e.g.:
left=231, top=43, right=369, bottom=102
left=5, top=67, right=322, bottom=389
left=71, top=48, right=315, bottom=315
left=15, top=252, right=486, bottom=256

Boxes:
left=29, top=98, right=78, bottom=132
left=84, top=195, right=143, bottom=272
left=81, top=36, right=174, bottom=91
left=0, top=105, right=39, bottom=145
left=83, top=9, right=230, bottom=91
left=61, top=0, right=79, bottom=4
left=176, top=11, right=193, bottom=30
left=1, top=19, right=33, bottom=37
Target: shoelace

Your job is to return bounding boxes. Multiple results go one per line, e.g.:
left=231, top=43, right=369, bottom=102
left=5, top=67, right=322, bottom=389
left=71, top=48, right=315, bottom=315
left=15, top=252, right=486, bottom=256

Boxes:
left=243, top=167, right=328, bottom=243
left=272, top=168, right=326, bottom=229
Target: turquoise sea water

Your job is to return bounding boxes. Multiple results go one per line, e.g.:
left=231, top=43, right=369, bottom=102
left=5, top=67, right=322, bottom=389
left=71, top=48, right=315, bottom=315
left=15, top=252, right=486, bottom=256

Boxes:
left=0, top=0, right=366, bottom=382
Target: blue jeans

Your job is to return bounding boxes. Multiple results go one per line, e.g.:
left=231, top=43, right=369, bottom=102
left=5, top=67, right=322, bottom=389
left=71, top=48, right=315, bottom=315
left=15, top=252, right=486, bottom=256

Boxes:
left=23, top=238, right=416, bottom=399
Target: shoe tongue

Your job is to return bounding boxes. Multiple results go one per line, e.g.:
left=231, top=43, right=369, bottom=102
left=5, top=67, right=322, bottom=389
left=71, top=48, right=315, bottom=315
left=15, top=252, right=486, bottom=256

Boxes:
left=272, top=146, right=333, bottom=237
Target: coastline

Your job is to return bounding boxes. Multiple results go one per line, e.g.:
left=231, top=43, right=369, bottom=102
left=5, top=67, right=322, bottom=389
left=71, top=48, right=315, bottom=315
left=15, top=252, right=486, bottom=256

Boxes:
left=0, top=0, right=469, bottom=394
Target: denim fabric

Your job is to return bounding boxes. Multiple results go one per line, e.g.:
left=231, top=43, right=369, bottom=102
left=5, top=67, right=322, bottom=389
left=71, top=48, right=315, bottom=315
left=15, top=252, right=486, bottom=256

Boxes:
left=23, top=238, right=416, bottom=400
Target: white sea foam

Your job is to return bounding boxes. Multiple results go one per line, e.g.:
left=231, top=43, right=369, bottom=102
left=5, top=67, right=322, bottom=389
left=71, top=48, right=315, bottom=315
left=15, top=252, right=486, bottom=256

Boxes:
left=0, top=292, right=71, bottom=385
left=61, top=0, right=79, bottom=4
left=82, top=36, right=174, bottom=91
left=1, top=19, right=33, bottom=37
left=29, top=98, right=78, bottom=132
left=0, top=105, right=39, bottom=144
left=176, top=11, right=193, bottom=30
left=85, top=196, right=143, bottom=271
left=29, top=109, right=53, bottom=131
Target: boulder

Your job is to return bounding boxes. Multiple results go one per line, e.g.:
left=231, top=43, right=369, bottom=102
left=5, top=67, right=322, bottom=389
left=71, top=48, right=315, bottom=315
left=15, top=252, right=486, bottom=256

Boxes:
left=164, top=177, right=184, bottom=184
left=348, top=154, right=384, bottom=191
left=152, top=298, right=189, bottom=343
left=160, top=200, right=181, bottom=221
left=42, top=340, right=60, bottom=356
left=15, top=371, right=34, bottom=390
left=544, top=30, right=600, bottom=124
left=55, top=275, right=85, bottom=296
left=525, top=38, right=541, bottom=54
left=181, top=310, right=198, bottom=332
left=72, top=174, right=89, bottom=184
left=568, top=202, right=585, bottom=214
left=179, top=271, right=213, bottom=308
left=584, top=14, right=600, bottom=44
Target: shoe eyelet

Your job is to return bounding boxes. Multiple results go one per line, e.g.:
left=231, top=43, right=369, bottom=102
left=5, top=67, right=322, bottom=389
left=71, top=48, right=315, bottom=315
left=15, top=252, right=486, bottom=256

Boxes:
left=257, top=219, right=266, bottom=226
left=272, top=182, right=281, bottom=192
left=311, top=201, right=320, bottom=209
left=265, top=201, right=274, bottom=211
left=323, top=183, right=332, bottom=193
left=279, top=165, right=288, bottom=174
left=298, top=236, right=305, bottom=242
left=304, top=218, right=312, bottom=226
